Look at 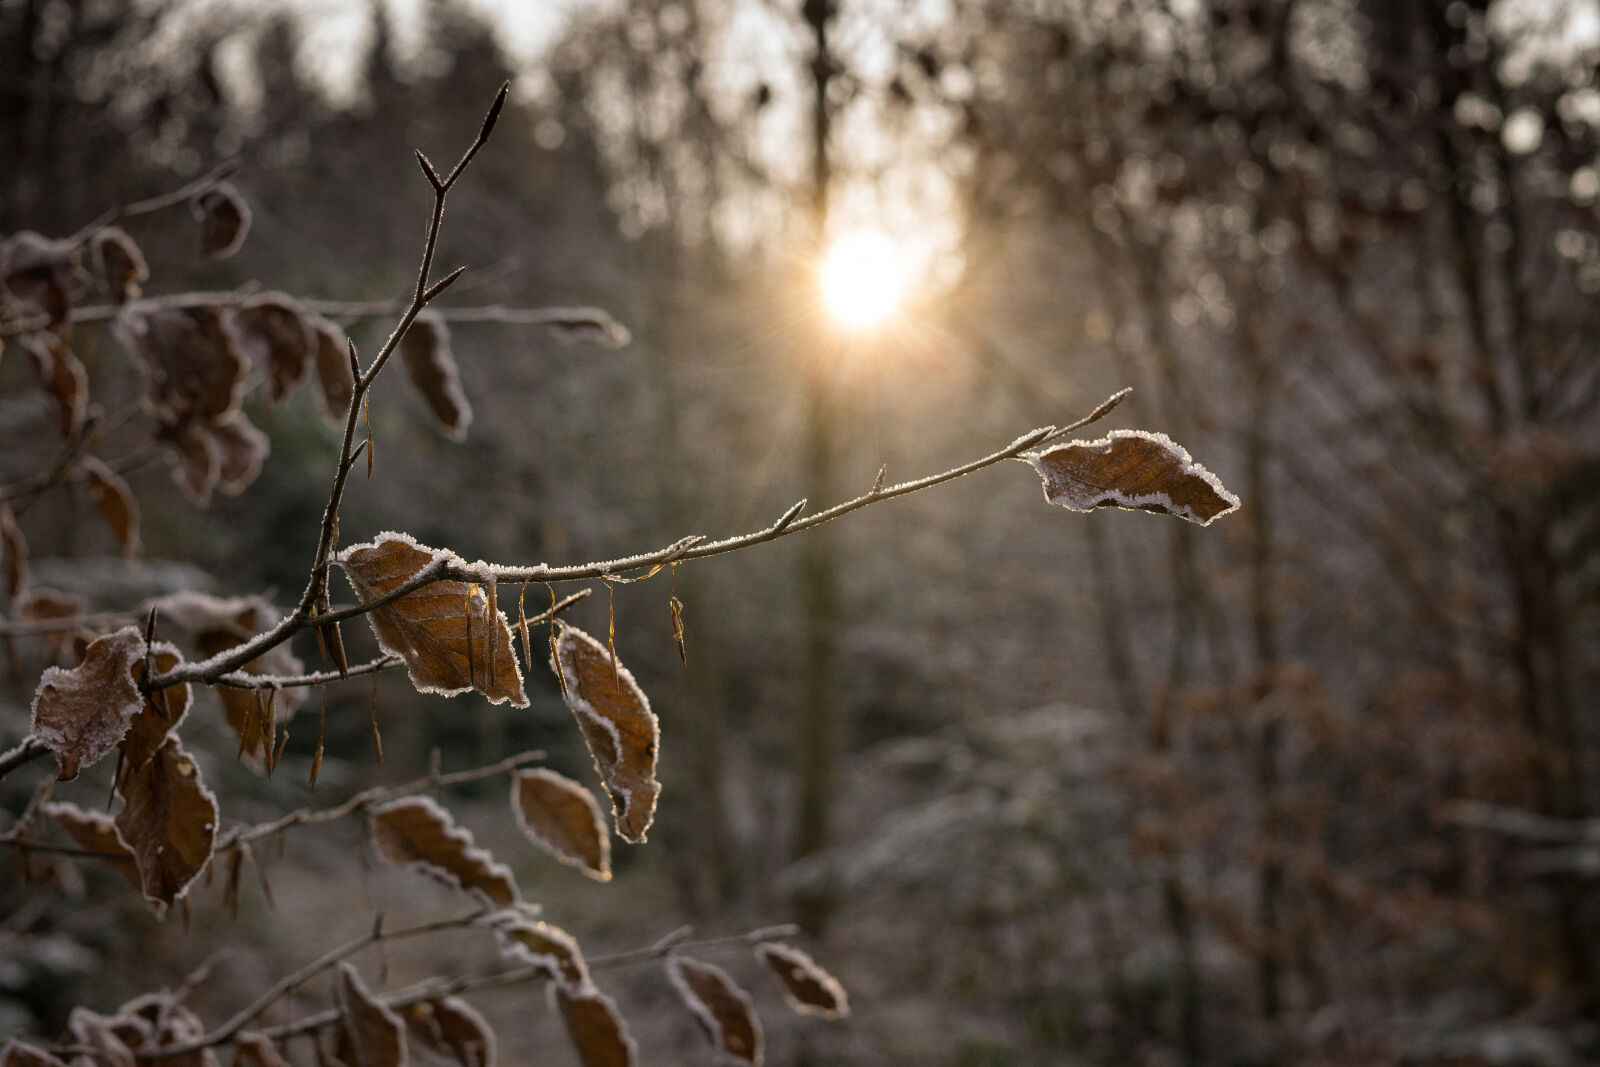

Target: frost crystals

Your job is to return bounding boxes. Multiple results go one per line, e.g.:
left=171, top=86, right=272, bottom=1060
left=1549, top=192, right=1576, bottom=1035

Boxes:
left=370, top=796, right=519, bottom=908
left=1024, top=429, right=1240, bottom=526
left=754, top=942, right=849, bottom=1019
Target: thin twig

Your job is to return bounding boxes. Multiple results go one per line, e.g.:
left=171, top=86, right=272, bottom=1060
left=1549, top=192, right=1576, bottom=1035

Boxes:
left=0, top=736, right=49, bottom=780
left=66, top=160, right=241, bottom=244
left=210, top=749, right=547, bottom=856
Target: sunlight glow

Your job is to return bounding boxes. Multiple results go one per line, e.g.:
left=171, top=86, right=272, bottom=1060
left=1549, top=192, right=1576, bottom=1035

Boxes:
left=820, top=229, right=904, bottom=329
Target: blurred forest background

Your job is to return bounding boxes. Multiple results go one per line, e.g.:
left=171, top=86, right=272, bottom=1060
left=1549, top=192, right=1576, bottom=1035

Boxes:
left=4, top=0, right=1600, bottom=1064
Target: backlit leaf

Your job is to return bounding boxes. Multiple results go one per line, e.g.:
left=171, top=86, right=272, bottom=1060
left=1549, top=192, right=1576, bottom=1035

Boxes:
left=495, top=919, right=590, bottom=992
left=665, top=956, right=764, bottom=1065
left=30, top=625, right=144, bottom=780
left=312, top=317, right=355, bottom=421
left=41, top=802, right=139, bottom=888
left=511, top=768, right=611, bottom=881
left=399, top=314, right=470, bottom=440
left=1023, top=430, right=1239, bottom=526
left=19, top=331, right=87, bottom=437
left=550, top=986, right=636, bottom=1067
left=192, top=182, right=251, bottom=260
left=403, top=999, right=496, bottom=1067
left=91, top=227, right=147, bottom=305
left=113, top=736, right=218, bottom=916
left=1, top=505, right=25, bottom=599
left=753, top=943, right=848, bottom=1019
left=0, top=232, right=78, bottom=324
left=335, top=963, right=407, bottom=1067
left=371, top=796, right=519, bottom=908
left=550, top=622, right=659, bottom=844
left=82, top=457, right=142, bottom=558
left=231, top=293, right=314, bottom=401
left=115, top=306, right=250, bottom=428
left=338, top=533, right=526, bottom=706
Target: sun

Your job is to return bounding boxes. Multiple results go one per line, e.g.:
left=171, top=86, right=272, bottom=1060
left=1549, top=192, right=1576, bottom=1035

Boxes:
left=819, top=228, right=904, bottom=329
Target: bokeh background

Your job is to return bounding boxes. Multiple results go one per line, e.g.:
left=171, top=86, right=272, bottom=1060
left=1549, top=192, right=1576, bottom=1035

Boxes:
left=4, top=0, right=1600, bottom=1064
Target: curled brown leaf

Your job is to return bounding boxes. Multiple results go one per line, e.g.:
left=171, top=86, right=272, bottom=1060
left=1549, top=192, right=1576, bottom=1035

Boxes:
left=335, top=963, right=407, bottom=1067
left=399, top=314, right=471, bottom=440
left=665, top=956, right=764, bottom=1065
left=370, top=796, right=519, bottom=909
left=311, top=317, right=356, bottom=421
left=1023, top=430, right=1240, bottom=526
left=550, top=985, right=636, bottom=1067
left=113, top=736, right=219, bottom=916
left=29, top=625, right=145, bottom=780
left=230, top=293, right=314, bottom=401
left=0, top=232, right=80, bottom=324
left=91, top=227, right=148, bottom=304
left=82, top=456, right=142, bottom=558
left=550, top=622, right=660, bottom=844
left=18, top=331, right=87, bottom=437
left=192, top=182, right=251, bottom=260
left=753, top=943, right=848, bottom=1019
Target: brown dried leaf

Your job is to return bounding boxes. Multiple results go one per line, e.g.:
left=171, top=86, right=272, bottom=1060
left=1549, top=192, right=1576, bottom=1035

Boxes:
left=66, top=1008, right=135, bottom=1067
left=1, top=505, right=26, bottom=600
left=113, top=736, right=219, bottom=916
left=403, top=999, right=496, bottom=1067
left=551, top=622, right=659, bottom=843
left=0, top=232, right=79, bottom=324
left=122, top=641, right=191, bottom=774
left=1, top=1041, right=68, bottom=1067
left=754, top=943, right=848, bottom=1019
left=116, top=306, right=250, bottom=427
left=30, top=625, right=144, bottom=780
left=231, top=293, right=314, bottom=401
left=233, top=1034, right=293, bottom=1067
left=19, top=331, right=87, bottom=437
left=666, top=956, right=764, bottom=1065
left=495, top=919, right=590, bottom=992
left=550, top=986, right=636, bottom=1067
left=211, top=412, right=269, bottom=496
left=41, top=802, right=140, bottom=888
left=192, top=182, right=251, bottom=260
left=156, top=420, right=221, bottom=506
left=539, top=309, right=632, bottom=349
left=1024, top=430, right=1240, bottom=526
left=82, top=457, right=142, bottom=558
left=15, top=587, right=85, bottom=664
left=115, top=992, right=217, bottom=1067
left=511, top=768, right=611, bottom=880
left=370, top=796, right=519, bottom=908
left=335, top=963, right=407, bottom=1067
left=91, top=227, right=148, bottom=304
left=399, top=314, right=471, bottom=440
left=338, top=533, right=526, bottom=706
left=312, top=317, right=355, bottom=421
left=156, top=591, right=303, bottom=756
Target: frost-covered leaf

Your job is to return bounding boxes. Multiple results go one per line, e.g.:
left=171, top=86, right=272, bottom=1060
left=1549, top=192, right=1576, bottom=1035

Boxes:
left=0, top=232, right=79, bottom=324
left=538, top=308, right=631, bottom=349
left=754, top=943, right=848, bottom=1019
left=155, top=421, right=221, bottom=506
left=114, top=736, right=218, bottom=916
left=402, top=999, right=495, bottom=1067
left=550, top=986, right=636, bottom=1067
left=41, top=802, right=139, bottom=888
left=495, top=919, right=590, bottom=992
left=192, top=183, right=251, bottom=260
left=338, top=533, right=526, bottom=706
left=370, top=796, right=519, bottom=908
left=19, top=331, right=87, bottom=437
left=511, top=768, right=611, bottom=881
left=66, top=1008, right=135, bottom=1067
left=1023, top=430, right=1239, bottom=526
left=113, top=992, right=218, bottom=1067
left=91, top=227, right=147, bottom=305
left=233, top=1034, right=292, bottom=1067
left=336, top=963, right=407, bottom=1067
left=82, top=457, right=142, bottom=558
left=231, top=293, right=314, bottom=401
left=116, top=306, right=250, bottom=428
left=399, top=314, right=470, bottom=440
left=550, top=622, right=659, bottom=843
left=311, top=317, right=355, bottom=421
left=1, top=505, right=26, bottom=599
left=30, top=625, right=144, bottom=780
left=1, top=1040, right=68, bottom=1067
left=666, top=956, right=763, bottom=1065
